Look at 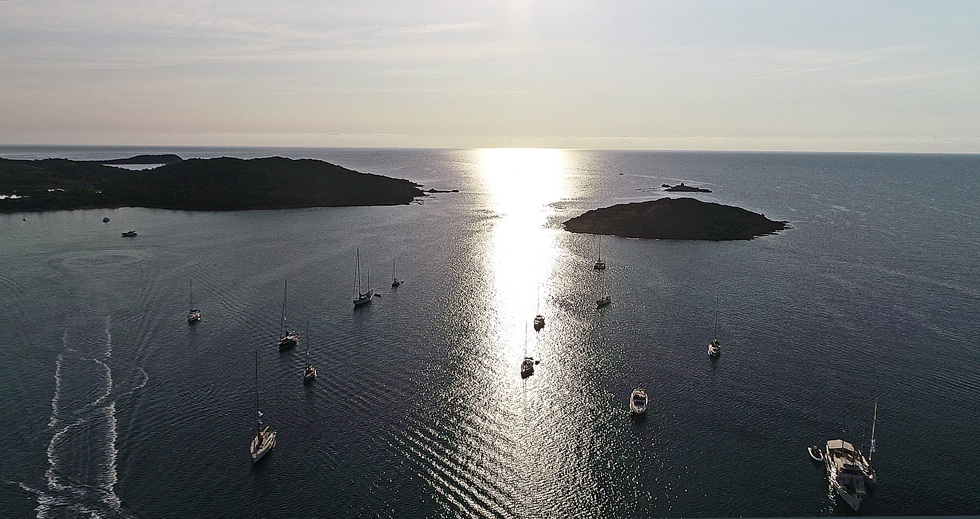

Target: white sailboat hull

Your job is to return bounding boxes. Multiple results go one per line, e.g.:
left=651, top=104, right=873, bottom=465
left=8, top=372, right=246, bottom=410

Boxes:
left=250, top=426, right=277, bottom=464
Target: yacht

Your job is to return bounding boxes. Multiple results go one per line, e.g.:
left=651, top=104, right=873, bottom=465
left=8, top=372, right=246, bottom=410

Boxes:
left=593, top=236, right=606, bottom=270
left=277, top=281, right=299, bottom=350
left=187, top=279, right=201, bottom=323
left=520, top=324, right=534, bottom=378
left=824, top=400, right=878, bottom=511
left=708, top=338, right=721, bottom=357
left=303, top=320, right=316, bottom=384
left=391, top=259, right=402, bottom=288
left=251, top=352, right=276, bottom=465
left=533, top=285, right=545, bottom=330
left=121, top=230, right=138, bottom=237
left=596, top=295, right=611, bottom=308
left=353, top=248, right=374, bottom=306
left=630, top=389, right=648, bottom=414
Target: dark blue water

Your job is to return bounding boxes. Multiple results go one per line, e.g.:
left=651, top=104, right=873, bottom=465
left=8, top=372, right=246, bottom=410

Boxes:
left=1, top=147, right=978, bottom=517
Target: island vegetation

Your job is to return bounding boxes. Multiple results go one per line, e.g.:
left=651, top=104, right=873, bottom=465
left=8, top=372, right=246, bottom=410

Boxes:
left=563, top=197, right=788, bottom=240
left=0, top=155, right=426, bottom=212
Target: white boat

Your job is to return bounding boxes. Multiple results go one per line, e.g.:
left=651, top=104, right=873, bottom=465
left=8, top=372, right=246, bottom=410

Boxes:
left=187, top=279, right=201, bottom=323
left=520, top=324, right=534, bottom=378
left=707, top=338, right=721, bottom=357
left=251, top=351, right=276, bottom=465
left=824, top=400, right=878, bottom=511
left=808, top=445, right=824, bottom=462
left=391, top=259, right=402, bottom=288
left=593, top=236, right=606, bottom=270
left=277, top=281, right=299, bottom=350
left=303, top=319, right=316, bottom=384
left=533, top=284, right=545, bottom=330
left=630, top=389, right=648, bottom=414
left=121, top=230, right=138, bottom=237
left=353, top=248, right=374, bottom=306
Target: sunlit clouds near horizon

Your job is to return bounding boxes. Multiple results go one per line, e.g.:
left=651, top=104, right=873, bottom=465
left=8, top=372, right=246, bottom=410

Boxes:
left=1, top=0, right=979, bottom=152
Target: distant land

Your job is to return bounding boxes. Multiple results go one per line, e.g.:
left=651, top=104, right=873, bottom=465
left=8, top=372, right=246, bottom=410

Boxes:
left=0, top=155, right=426, bottom=212
left=563, top=197, right=788, bottom=240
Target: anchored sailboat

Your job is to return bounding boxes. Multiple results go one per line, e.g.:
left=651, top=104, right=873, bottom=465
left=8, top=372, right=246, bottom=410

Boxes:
left=303, top=319, right=317, bottom=384
left=187, top=279, right=201, bottom=323
left=391, top=259, right=402, bottom=288
left=277, top=281, right=299, bottom=350
left=520, top=324, right=534, bottom=379
left=823, top=399, right=878, bottom=511
left=250, top=351, right=276, bottom=465
left=593, top=236, right=606, bottom=270
left=533, top=284, right=545, bottom=330
left=353, top=248, right=374, bottom=306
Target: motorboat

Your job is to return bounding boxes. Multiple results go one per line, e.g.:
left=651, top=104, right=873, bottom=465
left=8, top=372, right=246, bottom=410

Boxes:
left=103, top=217, right=110, bottom=222
left=630, top=389, right=648, bottom=414
left=121, top=230, right=138, bottom=237
left=708, top=338, right=721, bottom=357
left=596, top=295, right=611, bottom=307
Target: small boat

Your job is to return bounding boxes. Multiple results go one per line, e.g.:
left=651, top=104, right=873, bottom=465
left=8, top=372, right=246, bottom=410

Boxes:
left=103, top=217, right=110, bottom=222
left=708, top=338, right=721, bottom=357
left=277, top=281, right=299, bottom=350
left=353, top=248, right=374, bottom=306
left=533, top=284, right=545, bottom=330
left=630, top=389, right=649, bottom=414
left=187, top=279, right=201, bottom=323
left=593, top=236, right=606, bottom=270
left=520, top=324, right=534, bottom=379
left=121, top=230, right=138, bottom=237
left=596, top=295, right=611, bottom=308
left=251, top=351, right=276, bottom=465
left=391, top=259, right=402, bottom=288
left=303, top=320, right=316, bottom=384
left=808, top=445, right=824, bottom=462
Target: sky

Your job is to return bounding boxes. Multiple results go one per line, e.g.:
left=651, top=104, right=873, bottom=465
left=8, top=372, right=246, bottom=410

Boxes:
left=1, top=0, right=979, bottom=152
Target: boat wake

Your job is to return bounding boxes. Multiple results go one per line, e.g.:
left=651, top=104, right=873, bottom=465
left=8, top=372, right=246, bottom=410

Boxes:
left=32, top=315, right=141, bottom=519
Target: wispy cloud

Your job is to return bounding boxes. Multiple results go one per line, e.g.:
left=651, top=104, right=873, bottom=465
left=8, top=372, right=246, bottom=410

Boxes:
left=378, top=22, right=490, bottom=37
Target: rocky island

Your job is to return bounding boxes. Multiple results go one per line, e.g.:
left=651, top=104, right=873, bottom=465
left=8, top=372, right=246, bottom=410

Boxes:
left=0, top=155, right=426, bottom=212
left=563, top=197, right=788, bottom=240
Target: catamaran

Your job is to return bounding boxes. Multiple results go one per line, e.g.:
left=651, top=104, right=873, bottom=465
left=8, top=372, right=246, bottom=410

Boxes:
left=250, top=351, right=276, bottom=465
left=824, top=399, right=878, bottom=511
left=277, top=281, right=299, bottom=350
left=187, top=279, right=201, bottom=323
left=353, top=248, right=374, bottom=306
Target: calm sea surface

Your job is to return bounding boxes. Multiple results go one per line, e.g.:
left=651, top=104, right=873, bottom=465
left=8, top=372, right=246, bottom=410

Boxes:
left=0, top=146, right=978, bottom=518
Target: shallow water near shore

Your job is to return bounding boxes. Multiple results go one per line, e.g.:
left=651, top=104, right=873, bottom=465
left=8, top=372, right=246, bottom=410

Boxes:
left=1, top=146, right=978, bottom=517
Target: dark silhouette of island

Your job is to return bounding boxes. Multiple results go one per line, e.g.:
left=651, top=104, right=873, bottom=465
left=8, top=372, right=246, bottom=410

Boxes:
left=563, top=197, right=788, bottom=240
left=96, top=154, right=184, bottom=165
left=0, top=156, right=425, bottom=212
left=663, top=182, right=711, bottom=193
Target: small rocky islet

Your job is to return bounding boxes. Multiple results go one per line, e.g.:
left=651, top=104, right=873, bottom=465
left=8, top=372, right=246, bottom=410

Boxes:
left=563, top=197, right=788, bottom=241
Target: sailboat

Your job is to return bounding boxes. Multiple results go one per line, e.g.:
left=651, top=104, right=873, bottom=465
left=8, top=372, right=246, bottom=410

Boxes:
left=353, top=248, right=374, bottom=306
left=391, top=259, right=402, bottom=288
left=533, top=284, right=545, bottom=330
left=593, top=236, right=606, bottom=270
left=823, top=399, right=878, bottom=511
left=596, top=274, right=611, bottom=308
left=707, top=296, right=721, bottom=357
left=303, top=319, right=317, bottom=384
left=250, top=351, right=277, bottom=465
left=520, top=324, right=534, bottom=379
left=187, top=279, right=201, bottom=323
left=277, top=281, right=299, bottom=350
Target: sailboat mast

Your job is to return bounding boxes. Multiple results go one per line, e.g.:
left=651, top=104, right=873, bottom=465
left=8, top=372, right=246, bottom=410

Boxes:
left=869, top=398, right=878, bottom=462
left=356, top=248, right=362, bottom=295
left=189, top=279, right=193, bottom=310
left=254, top=350, right=260, bottom=434
left=306, top=319, right=311, bottom=358
left=279, top=281, right=287, bottom=339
